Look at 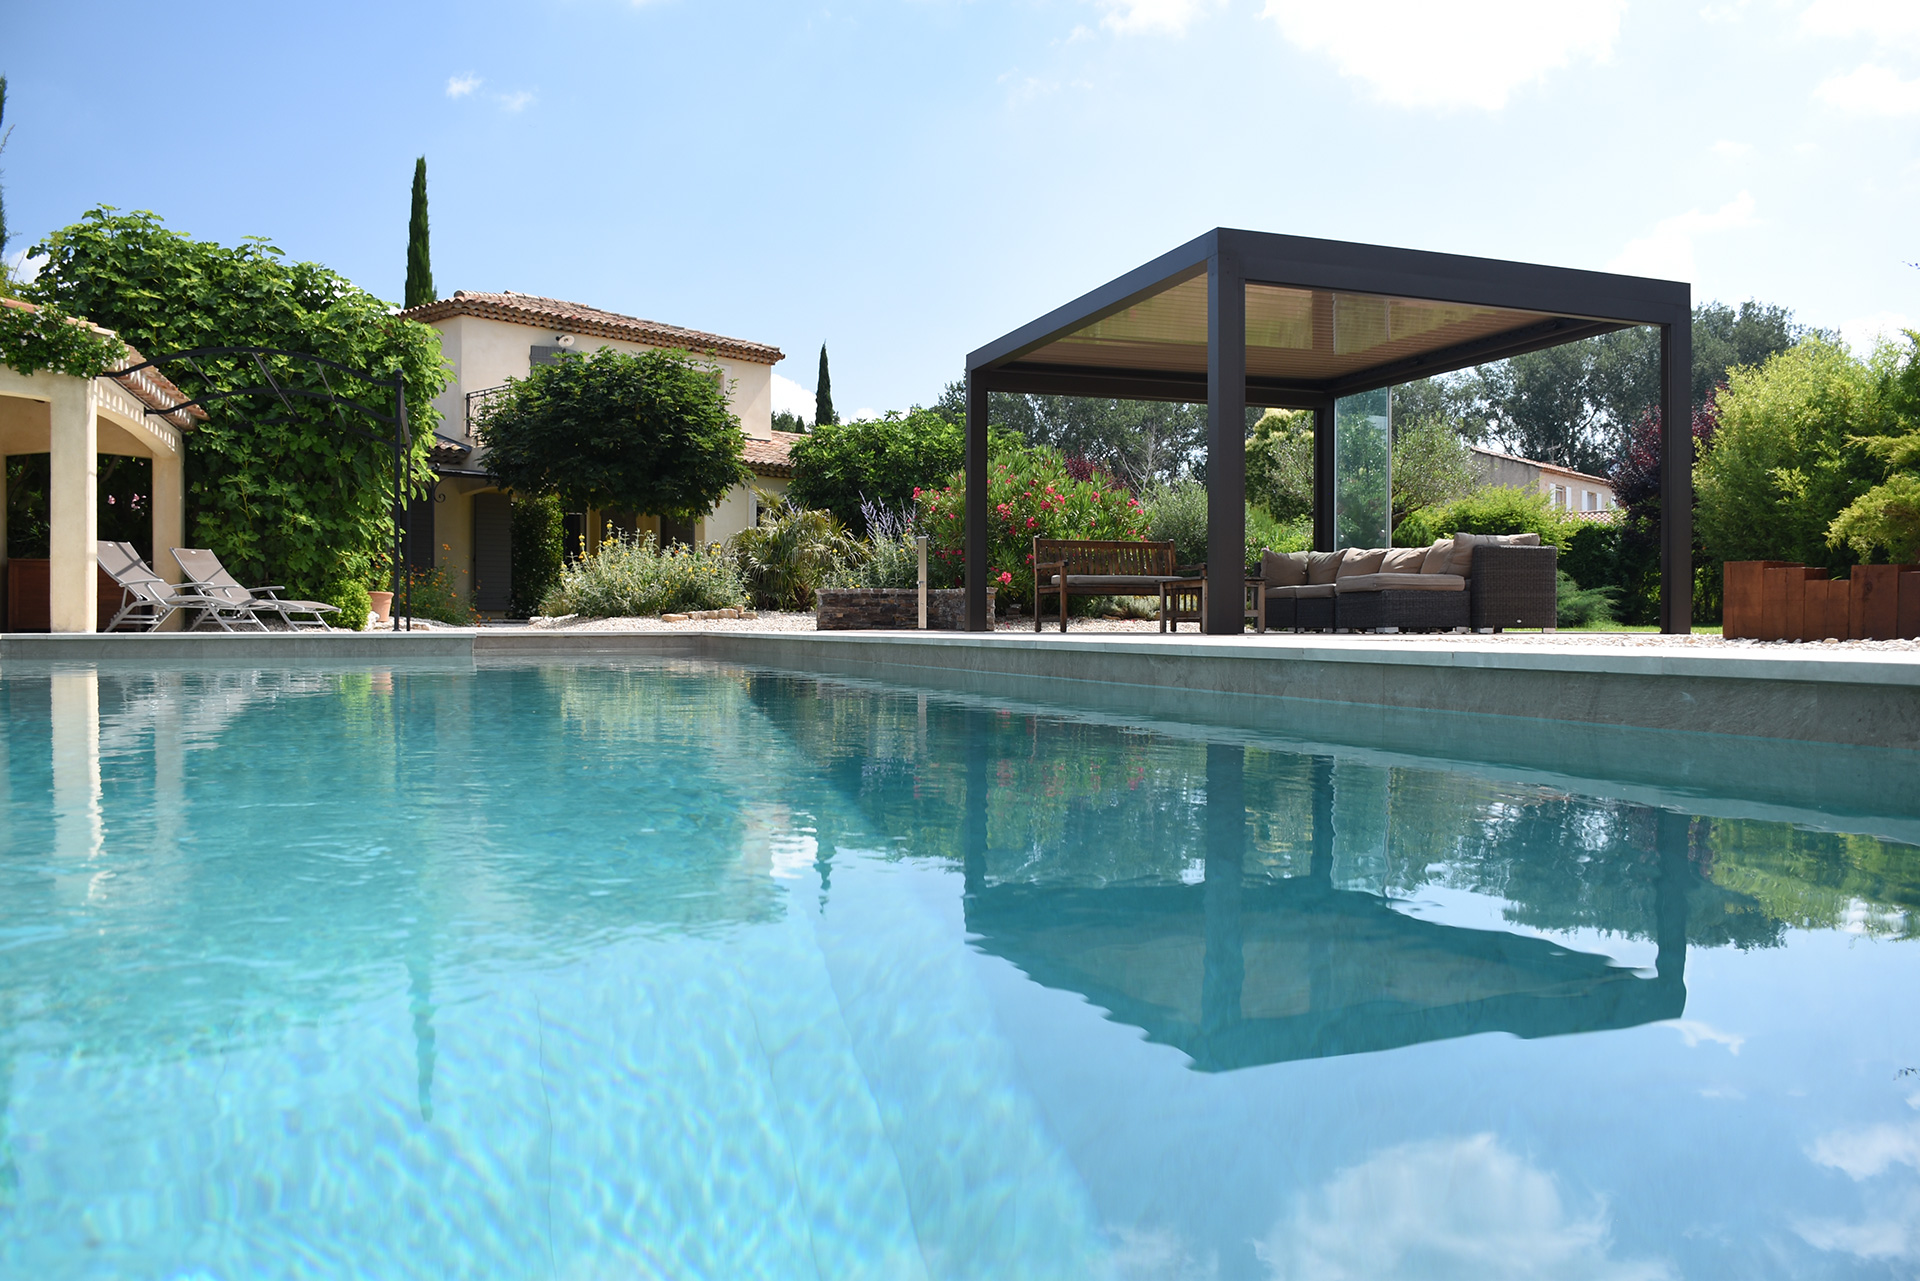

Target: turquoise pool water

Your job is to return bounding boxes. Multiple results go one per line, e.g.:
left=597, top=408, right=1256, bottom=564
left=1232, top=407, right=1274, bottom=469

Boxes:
left=3, top=659, right=1920, bottom=1279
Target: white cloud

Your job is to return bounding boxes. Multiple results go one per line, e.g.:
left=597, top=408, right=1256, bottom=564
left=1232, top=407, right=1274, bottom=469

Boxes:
left=1799, top=1121, right=1920, bottom=1262
left=1802, top=0, right=1920, bottom=48
left=5, top=248, right=43, bottom=285
left=771, top=372, right=814, bottom=420
left=1258, top=1, right=1626, bottom=110
left=1810, top=1118, right=1920, bottom=1181
left=1095, top=0, right=1218, bottom=35
left=1710, top=139, right=1754, bottom=159
left=1840, top=311, right=1918, bottom=357
left=1668, top=1019, right=1745, bottom=1055
left=1607, top=191, right=1757, bottom=281
left=446, top=73, right=482, bottom=99
left=1816, top=65, right=1920, bottom=115
left=1257, top=1134, right=1675, bottom=1280
left=497, top=90, right=537, bottom=113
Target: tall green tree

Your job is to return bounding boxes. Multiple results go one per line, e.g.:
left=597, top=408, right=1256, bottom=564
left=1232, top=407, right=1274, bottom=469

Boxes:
left=933, top=380, right=1206, bottom=490
left=405, top=156, right=434, bottom=310
left=1463, top=301, right=1820, bottom=476
left=815, top=344, right=836, bottom=426
left=25, top=207, right=448, bottom=604
left=479, top=346, right=747, bottom=516
left=0, top=74, right=12, bottom=286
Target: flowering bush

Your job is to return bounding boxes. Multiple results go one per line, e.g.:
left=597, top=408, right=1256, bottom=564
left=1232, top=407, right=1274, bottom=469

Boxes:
left=917, top=444, right=1144, bottom=610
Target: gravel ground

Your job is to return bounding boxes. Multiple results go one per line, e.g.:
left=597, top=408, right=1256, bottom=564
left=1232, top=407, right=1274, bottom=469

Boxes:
left=462, top=611, right=1919, bottom=652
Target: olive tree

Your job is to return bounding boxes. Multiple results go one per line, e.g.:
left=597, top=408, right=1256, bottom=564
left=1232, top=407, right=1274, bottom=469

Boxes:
left=480, top=347, right=747, bottom=519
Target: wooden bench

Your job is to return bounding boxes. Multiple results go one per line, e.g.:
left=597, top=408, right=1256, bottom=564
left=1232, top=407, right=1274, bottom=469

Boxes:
left=1032, top=538, right=1179, bottom=632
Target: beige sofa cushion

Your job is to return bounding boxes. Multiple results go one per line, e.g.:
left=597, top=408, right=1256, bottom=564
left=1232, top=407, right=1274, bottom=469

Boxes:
left=1379, top=546, right=1427, bottom=574
left=1420, top=539, right=1455, bottom=574
left=1265, top=583, right=1336, bottom=599
left=1336, top=548, right=1387, bottom=578
left=1449, top=531, right=1541, bottom=578
left=1306, top=549, right=1347, bottom=584
left=1334, top=572, right=1467, bottom=594
left=1261, top=550, right=1308, bottom=587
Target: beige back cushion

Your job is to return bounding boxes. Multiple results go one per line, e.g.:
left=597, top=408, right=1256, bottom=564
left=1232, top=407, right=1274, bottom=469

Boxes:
left=1336, top=548, right=1387, bottom=578
left=1449, top=531, right=1541, bottom=578
left=1379, top=546, right=1427, bottom=574
left=1261, top=550, right=1308, bottom=587
left=1306, top=549, right=1348, bottom=584
left=1420, top=539, right=1455, bottom=574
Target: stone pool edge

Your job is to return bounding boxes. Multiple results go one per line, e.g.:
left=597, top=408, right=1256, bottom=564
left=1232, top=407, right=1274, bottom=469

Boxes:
left=5, top=628, right=1917, bottom=751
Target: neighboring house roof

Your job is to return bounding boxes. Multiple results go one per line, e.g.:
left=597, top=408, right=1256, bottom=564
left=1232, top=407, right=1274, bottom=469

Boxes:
left=743, top=430, right=804, bottom=479
left=2, top=297, right=204, bottom=428
left=1470, top=444, right=1612, bottom=487
left=400, top=290, right=784, bottom=366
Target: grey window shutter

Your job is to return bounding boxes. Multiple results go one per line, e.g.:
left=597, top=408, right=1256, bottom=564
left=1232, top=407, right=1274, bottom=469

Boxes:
left=472, top=493, right=513, bottom=612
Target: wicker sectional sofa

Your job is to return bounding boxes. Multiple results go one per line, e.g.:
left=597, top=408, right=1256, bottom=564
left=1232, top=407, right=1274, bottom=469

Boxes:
left=1259, top=533, right=1557, bottom=633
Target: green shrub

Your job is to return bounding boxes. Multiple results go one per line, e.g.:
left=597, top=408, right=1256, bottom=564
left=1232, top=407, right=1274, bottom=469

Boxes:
left=510, top=493, right=565, bottom=618
left=1556, top=570, right=1617, bottom=627
left=1394, top=486, right=1575, bottom=550
left=789, top=409, right=968, bottom=533
left=1558, top=521, right=1618, bottom=591
left=541, top=534, right=747, bottom=618
left=730, top=497, right=853, bottom=610
left=324, top=579, right=370, bottom=631
left=918, top=443, right=1144, bottom=610
left=1695, top=338, right=1883, bottom=573
left=1144, top=479, right=1310, bottom=569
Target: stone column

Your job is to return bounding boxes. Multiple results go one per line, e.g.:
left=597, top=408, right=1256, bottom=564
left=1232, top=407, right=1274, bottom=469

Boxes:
left=150, top=438, right=187, bottom=629
left=48, top=377, right=99, bottom=633
left=0, top=451, right=9, bottom=631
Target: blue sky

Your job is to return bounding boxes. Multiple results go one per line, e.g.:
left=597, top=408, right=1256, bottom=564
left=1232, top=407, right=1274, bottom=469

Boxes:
left=4, top=0, right=1917, bottom=418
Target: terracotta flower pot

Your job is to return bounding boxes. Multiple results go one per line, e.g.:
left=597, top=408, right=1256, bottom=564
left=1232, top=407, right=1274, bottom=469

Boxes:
left=369, top=591, right=394, bottom=624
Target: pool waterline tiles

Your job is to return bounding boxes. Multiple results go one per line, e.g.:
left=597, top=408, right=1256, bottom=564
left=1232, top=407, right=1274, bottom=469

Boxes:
left=5, top=660, right=1920, bottom=1277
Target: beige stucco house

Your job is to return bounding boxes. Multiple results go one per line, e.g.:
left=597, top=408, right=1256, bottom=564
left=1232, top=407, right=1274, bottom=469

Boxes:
left=1470, top=445, right=1617, bottom=518
left=399, top=291, right=799, bottom=614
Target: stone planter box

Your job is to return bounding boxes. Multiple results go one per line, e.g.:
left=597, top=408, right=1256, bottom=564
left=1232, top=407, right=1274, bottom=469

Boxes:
left=815, top=587, right=994, bottom=631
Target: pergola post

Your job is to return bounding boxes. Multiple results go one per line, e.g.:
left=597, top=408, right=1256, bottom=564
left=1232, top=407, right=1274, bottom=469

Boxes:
left=964, top=371, right=990, bottom=631
left=47, top=377, right=99, bottom=633
left=1204, top=253, right=1246, bottom=634
left=1312, top=400, right=1335, bottom=552
left=1658, top=316, right=1693, bottom=634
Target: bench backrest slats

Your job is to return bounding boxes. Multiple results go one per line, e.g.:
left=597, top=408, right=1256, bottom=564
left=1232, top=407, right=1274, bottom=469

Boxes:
left=1033, top=538, right=1176, bottom=577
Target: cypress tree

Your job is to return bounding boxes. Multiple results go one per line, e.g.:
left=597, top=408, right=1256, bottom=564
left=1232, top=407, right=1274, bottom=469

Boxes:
left=0, top=76, right=11, bottom=269
left=815, top=344, right=836, bottom=427
left=405, top=156, right=434, bottom=309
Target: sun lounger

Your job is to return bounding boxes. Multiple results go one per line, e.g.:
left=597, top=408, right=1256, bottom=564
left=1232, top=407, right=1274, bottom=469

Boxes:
left=169, top=547, right=340, bottom=631
left=96, top=541, right=262, bottom=632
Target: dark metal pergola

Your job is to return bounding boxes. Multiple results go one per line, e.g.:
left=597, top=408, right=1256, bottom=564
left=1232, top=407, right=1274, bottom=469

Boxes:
left=963, top=228, right=1693, bottom=633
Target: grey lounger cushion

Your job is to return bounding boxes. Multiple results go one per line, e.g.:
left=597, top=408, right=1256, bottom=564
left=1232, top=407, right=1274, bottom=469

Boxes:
left=1050, top=574, right=1180, bottom=592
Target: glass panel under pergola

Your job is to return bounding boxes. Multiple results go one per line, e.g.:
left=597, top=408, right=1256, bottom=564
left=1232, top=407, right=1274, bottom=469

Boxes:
left=962, top=230, right=1693, bottom=633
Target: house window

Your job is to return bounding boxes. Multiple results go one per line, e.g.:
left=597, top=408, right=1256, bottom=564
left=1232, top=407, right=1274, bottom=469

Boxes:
left=1550, top=484, right=1568, bottom=509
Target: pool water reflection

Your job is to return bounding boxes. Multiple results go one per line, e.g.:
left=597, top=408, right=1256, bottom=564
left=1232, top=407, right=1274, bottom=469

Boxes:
left=2, top=660, right=1918, bottom=1279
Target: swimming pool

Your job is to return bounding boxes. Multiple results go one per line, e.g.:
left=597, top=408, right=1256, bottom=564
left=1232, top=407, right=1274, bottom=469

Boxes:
left=3, top=658, right=1918, bottom=1279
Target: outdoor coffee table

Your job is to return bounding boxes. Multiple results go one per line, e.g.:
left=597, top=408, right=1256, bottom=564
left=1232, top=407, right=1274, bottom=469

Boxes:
left=1159, top=578, right=1204, bottom=632
left=1160, top=577, right=1267, bottom=633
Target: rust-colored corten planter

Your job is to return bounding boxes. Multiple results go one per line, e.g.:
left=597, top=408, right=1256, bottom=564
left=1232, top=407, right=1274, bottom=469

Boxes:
left=1722, top=560, right=1920, bottom=640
